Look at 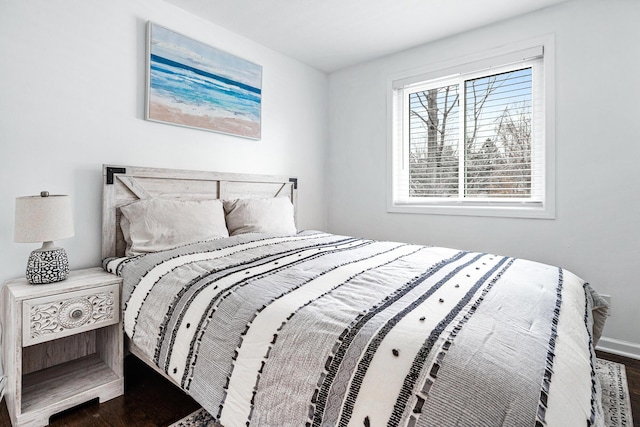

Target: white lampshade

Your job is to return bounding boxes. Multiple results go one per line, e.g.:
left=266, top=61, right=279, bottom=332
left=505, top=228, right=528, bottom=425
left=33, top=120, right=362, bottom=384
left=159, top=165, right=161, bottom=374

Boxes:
left=14, top=192, right=75, bottom=243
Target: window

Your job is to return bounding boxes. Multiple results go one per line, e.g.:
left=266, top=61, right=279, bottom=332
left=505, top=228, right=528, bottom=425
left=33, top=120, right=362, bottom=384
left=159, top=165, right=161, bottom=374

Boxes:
left=388, top=39, right=554, bottom=218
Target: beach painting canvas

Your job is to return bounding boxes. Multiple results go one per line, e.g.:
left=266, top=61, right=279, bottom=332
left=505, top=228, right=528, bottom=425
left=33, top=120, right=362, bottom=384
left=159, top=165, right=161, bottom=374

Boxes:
left=146, top=22, right=262, bottom=139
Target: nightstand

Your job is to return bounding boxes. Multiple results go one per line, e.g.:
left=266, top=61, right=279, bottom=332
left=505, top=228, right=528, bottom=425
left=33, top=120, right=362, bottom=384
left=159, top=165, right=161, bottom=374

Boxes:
left=1, top=267, right=124, bottom=427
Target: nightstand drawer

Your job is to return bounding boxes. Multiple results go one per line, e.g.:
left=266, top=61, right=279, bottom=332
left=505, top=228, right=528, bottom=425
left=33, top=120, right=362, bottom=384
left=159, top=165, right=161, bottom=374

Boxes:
left=23, top=283, right=120, bottom=346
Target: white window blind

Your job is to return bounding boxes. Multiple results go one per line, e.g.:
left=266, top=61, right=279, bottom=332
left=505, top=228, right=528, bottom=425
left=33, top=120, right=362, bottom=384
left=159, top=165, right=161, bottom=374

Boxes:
left=388, top=40, right=553, bottom=218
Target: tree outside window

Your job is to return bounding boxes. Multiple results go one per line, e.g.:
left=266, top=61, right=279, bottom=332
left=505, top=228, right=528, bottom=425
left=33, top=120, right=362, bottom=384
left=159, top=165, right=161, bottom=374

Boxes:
left=408, top=68, right=533, bottom=200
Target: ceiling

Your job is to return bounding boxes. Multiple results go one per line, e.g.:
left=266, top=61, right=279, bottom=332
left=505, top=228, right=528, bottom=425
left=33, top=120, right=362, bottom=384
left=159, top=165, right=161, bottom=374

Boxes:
left=164, top=0, right=570, bottom=73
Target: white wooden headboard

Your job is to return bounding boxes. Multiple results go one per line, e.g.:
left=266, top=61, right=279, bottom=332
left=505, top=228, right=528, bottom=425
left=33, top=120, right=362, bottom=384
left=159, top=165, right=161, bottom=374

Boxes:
left=101, top=164, right=297, bottom=259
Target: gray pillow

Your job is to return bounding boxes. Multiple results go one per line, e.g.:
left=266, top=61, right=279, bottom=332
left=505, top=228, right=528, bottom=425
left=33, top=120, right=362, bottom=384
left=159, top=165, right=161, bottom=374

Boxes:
left=120, top=198, right=228, bottom=256
left=224, top=197, right=296, bottom=236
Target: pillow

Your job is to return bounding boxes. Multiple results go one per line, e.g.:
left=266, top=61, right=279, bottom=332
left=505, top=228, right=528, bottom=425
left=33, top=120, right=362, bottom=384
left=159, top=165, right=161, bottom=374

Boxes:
left=120, top=198, right=229, bottom=256
left=223, top=197, right=297, bottom=236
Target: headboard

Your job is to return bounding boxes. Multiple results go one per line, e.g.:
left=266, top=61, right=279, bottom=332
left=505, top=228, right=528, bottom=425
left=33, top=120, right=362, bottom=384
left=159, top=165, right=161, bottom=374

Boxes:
left=101, top=164, right=298, bottom=259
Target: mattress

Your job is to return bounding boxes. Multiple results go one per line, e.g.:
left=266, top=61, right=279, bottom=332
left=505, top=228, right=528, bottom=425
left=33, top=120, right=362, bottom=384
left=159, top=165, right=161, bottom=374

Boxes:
left=104, top=231, right=606, bottom=427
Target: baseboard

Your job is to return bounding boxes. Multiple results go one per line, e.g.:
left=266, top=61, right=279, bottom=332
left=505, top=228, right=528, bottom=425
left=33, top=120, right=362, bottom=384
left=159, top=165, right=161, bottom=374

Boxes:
left=597, top=336, right=640, bottom=360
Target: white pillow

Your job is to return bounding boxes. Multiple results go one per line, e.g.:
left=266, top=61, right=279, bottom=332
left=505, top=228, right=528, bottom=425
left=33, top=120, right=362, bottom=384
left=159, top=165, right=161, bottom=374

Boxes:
left=224, top=197, right=296, bottom=236
left=120, top=198, right=229, bottom=256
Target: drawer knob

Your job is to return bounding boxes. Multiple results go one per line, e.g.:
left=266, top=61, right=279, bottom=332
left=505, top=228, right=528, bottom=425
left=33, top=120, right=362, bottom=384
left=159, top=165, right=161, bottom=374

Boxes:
left=58, top=299, right=93, bottom=328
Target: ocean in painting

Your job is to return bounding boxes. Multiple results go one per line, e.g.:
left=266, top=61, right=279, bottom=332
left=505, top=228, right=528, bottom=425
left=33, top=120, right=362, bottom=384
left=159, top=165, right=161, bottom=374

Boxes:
left=147, top=23, right=262, bottom=139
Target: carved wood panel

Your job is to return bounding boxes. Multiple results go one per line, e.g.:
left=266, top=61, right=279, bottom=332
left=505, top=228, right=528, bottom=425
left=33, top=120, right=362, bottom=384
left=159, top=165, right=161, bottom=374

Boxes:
left=23, top=284, right=120, bottom=346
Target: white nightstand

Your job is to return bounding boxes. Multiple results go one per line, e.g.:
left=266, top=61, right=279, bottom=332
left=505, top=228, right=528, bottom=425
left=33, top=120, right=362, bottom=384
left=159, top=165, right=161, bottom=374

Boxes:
left=1, top=268, right=124, bottom=427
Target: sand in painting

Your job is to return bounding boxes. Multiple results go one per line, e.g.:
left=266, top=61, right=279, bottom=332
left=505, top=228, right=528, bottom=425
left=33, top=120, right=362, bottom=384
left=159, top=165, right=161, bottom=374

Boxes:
left=149, top=102, right=260, bottom=139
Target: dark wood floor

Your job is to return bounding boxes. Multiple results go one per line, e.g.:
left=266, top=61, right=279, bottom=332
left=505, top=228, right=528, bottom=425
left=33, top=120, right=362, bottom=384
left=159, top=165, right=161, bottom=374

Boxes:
left=1, top=352, right=638, bottom=426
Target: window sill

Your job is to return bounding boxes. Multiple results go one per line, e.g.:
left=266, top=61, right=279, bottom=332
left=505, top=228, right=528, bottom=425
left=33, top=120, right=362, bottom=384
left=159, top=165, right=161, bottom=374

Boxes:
left=387, top=202, right=555, bottom=219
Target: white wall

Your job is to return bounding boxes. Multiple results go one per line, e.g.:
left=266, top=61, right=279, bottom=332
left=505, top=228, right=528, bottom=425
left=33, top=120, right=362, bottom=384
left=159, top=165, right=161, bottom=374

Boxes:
left=327, top=0, right=640, bottom=352
left=0, top=0, right=328, bottom=284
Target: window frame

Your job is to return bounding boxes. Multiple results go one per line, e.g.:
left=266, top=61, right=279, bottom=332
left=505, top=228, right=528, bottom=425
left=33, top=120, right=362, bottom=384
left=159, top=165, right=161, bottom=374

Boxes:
left=387, top=36, right=555, bottom=219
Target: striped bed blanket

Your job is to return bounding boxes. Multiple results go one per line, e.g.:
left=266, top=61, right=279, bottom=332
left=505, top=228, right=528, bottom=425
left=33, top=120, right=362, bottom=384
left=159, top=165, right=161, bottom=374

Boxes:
left=104, top=231, right=606, bottom=427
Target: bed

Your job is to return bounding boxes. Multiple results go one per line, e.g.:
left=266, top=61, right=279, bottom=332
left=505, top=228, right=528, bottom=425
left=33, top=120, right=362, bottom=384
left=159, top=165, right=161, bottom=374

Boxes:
left=101, top=164, right=609, bottom=427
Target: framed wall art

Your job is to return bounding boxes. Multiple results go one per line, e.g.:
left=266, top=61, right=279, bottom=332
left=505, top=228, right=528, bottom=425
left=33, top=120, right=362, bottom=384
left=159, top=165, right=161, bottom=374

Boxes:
left=146, top=22, right=262, bottom=140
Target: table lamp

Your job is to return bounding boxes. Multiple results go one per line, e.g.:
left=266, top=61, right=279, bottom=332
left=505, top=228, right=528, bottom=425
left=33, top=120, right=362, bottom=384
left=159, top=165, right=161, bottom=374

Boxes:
left=14, top=191, right=75, bottom=284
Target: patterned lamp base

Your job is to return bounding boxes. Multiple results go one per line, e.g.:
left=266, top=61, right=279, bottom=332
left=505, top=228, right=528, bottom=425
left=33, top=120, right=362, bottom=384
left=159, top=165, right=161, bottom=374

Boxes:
left=26, top=247, right=69, bottom=284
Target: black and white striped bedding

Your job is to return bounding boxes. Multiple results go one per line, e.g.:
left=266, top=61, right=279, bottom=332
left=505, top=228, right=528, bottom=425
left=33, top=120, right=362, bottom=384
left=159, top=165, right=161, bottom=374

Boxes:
left=104, top=231, right=605, bottom=427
